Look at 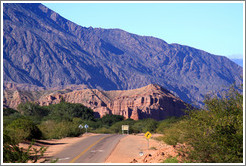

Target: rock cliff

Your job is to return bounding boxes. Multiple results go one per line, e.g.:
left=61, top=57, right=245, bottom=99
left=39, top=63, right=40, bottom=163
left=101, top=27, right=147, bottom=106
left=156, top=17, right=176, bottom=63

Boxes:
left=37, top=84, right=189, bottom=120
left=4, top=84, right=189, bottom=120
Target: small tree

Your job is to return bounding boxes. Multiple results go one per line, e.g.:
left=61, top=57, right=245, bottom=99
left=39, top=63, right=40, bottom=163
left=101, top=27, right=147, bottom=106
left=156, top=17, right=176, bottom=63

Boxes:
left=46, top=102, right=94, bottom=122
left=6, top=117, right=42, bottom=143
left=162, top=86, right=243, bottom=163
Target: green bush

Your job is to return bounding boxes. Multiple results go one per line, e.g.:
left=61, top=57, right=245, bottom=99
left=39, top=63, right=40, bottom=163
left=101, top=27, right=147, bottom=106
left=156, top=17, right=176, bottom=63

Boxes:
left=97, top=114, right=124, bottom=127
left=3, top=133, right=46, bottom=163
left=161, top=119, right=187, bottom=145
left=5, top=117, right=42, bottom=143
left=38, top=120, right=82, bottom=139
left=93, top=127, right=114, bottom=134
left=110, top=119, right=136, bottom=133
left=162, top=157, right=179, bottom=163
left=162, top=87, right=243, bottom=163
left=17, top=102, right=50, bottom=124
left=3, top=112, right=23, bottom=129
left=17, top=102, right=49, bottom=117
left=156, top=116, right=180, bottom=134
left=3, top=107, right=19, bottom=116
left=46, top=101, right=94, bottom=122
left=132, top=118, right=158, bottom=133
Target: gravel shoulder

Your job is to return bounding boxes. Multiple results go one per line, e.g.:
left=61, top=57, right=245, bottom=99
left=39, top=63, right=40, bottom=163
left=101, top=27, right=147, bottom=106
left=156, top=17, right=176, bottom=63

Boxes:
left=105, top=133, right=180, bottom=163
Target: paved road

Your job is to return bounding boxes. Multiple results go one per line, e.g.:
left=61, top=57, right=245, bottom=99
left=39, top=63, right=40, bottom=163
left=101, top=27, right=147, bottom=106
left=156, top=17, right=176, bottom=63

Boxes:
left=49, top=134, right=126, bottom=163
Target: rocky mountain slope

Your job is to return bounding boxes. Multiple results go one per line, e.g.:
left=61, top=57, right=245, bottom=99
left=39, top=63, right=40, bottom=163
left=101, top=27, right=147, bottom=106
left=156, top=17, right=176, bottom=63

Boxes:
left=4, top=84, right=189, bottom=120
left=3, top=3, right=243, bottom=107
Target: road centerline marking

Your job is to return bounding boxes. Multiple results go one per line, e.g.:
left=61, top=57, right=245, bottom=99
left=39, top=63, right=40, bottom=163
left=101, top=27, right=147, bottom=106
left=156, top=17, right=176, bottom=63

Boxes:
left=69, top=135, right=110, bottom=163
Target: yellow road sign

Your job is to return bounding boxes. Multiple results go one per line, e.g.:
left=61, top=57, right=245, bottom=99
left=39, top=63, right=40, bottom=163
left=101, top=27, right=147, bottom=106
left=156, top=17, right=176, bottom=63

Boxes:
left=145, top=131, right=152, bottom=139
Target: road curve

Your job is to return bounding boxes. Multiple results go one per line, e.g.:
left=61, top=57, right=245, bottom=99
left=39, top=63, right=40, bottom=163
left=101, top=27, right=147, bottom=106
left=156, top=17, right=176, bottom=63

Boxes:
left=49, top=134, right=126, bottom=163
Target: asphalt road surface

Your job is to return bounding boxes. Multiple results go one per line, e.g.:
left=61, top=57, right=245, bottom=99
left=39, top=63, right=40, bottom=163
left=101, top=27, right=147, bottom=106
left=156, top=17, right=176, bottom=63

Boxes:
left=49, top=134, right=126, bottom=163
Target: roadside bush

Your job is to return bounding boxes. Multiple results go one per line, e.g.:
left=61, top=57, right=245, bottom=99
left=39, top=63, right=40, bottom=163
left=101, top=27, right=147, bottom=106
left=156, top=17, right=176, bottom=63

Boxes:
left=162, top=87, right=243, bottom=163
left=156, top=116, right=180, bottom=134
left=93, top=127, right=114, bottom=134
left=38, top=120, right=82, bottom=139
left=161, top=119, right=187, bottom=145
left=5, top=117, right=42, bottom=143
left=162, top=157, right=179, bottom=163
left=3, top=133, right=46, bottom=163
left=110, top=119, right=136, bottom=133
left=132, top=119, right=158, bottom=133
left=3, top=112, right=23, bottom=129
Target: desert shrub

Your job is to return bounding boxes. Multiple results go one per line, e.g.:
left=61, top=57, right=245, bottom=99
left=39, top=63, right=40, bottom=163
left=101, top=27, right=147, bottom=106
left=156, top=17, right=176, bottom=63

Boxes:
left=162, top=157, right=179, bottom=163
left=38, top=120, right=82, bottom=139
left=110, top=119, right=136, bottom=133
left=3, top=107, right=19, bottom=116
left=46, top=102, right=94, bottom=122
left=93, top=127, right=114, bottom=134
left=97, top=114, right=124, bottom=127
left=17, top=102, right=50, bottom=124
left=161, top=119, right=187, bottom=145
left=3, top=112, right=23, bottom=129
left=162, top=87, right=243, bottom=163
left=5, top=117, right=42, bottom=143
left=3, top=133, right=46, bottom=163
left=156, top=116, right=180, bottom=133
left=132, top=118, right=158, bottom=133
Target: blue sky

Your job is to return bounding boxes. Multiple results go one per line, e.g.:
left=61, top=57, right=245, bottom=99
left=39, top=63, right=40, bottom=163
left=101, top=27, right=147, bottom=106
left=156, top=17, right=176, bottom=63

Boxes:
left=43, top=2, right=244, bottom=59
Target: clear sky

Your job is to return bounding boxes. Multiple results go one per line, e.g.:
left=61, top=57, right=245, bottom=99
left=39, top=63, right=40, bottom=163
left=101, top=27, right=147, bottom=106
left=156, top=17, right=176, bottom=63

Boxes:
left=43, top=2, right=244, bottom=59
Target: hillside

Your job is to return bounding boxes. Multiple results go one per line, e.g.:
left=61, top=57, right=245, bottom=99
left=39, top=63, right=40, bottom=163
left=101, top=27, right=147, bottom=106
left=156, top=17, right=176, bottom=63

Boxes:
left=3, top=3, right=243, bottom=106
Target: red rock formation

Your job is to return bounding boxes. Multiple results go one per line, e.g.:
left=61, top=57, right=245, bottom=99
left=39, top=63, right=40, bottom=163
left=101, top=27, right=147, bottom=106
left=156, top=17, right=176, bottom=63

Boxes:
left=36, top=84, right=189, bottom=120
left=4, top=84, right=189, bottom=120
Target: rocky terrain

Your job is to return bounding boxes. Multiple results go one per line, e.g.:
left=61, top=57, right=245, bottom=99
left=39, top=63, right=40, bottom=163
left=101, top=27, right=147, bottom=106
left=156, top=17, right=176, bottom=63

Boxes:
left=4, top=84, right=188, bottom=120
left=3, top=3, right=243, bottom=107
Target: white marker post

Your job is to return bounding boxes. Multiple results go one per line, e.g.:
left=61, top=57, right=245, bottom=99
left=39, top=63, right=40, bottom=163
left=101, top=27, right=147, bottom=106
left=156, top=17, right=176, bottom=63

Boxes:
left=84, top=124, right=89, bottom=134
left=78, top=124, right=83, bottom=134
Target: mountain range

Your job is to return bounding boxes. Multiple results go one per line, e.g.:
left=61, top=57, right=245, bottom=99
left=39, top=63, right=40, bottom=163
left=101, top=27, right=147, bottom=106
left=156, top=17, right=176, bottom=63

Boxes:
left=3, top=3, right=243, bottom=107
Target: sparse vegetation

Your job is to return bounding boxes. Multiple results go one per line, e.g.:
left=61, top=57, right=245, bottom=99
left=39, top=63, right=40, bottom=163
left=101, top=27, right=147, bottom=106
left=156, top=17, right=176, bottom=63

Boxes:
left=162, top=157, right=179, bottom=163
left=3, top=86, right=243, bottom=163
left=161, top=86, right=243, bottom=163
left=3, top=133, right=47, bottom=163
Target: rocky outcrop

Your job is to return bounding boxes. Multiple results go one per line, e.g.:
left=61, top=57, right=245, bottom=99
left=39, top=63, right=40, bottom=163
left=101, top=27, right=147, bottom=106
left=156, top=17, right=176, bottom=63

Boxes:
left=36, top=84, right=189, bottom=120
left=3, top=90, right=33, bottom=108
left=4, top=84, right=189, bottom=120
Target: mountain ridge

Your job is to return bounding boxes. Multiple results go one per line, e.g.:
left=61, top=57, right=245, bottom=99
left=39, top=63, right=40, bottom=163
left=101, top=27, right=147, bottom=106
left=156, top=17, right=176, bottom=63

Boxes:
left=3, top=3, right=243, bottom=107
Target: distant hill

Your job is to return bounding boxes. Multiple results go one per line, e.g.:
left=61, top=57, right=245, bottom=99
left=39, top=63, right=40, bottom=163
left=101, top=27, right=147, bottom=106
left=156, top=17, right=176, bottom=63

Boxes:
left=3, top=3, right=243, bottom=107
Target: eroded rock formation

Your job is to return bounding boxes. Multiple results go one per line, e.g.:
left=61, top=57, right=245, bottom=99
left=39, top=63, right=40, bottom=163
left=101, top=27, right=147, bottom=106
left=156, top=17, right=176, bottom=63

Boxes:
left=35, top=84, right=188, bottom=120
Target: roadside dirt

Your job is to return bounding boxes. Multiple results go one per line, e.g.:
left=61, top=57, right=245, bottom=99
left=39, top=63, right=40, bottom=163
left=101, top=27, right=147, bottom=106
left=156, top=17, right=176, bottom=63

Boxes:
left=105, top=133, right=182, bottom=163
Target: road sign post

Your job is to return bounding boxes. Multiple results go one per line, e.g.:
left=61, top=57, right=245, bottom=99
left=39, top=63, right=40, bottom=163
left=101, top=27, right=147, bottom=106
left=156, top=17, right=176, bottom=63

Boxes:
left=84, top=124, right=89, bottom=134
left=145, top=131, right=152, bottom=150
left=121, top=125, right=129, bottom=134
left=78, top=124, right=83, bottom=134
